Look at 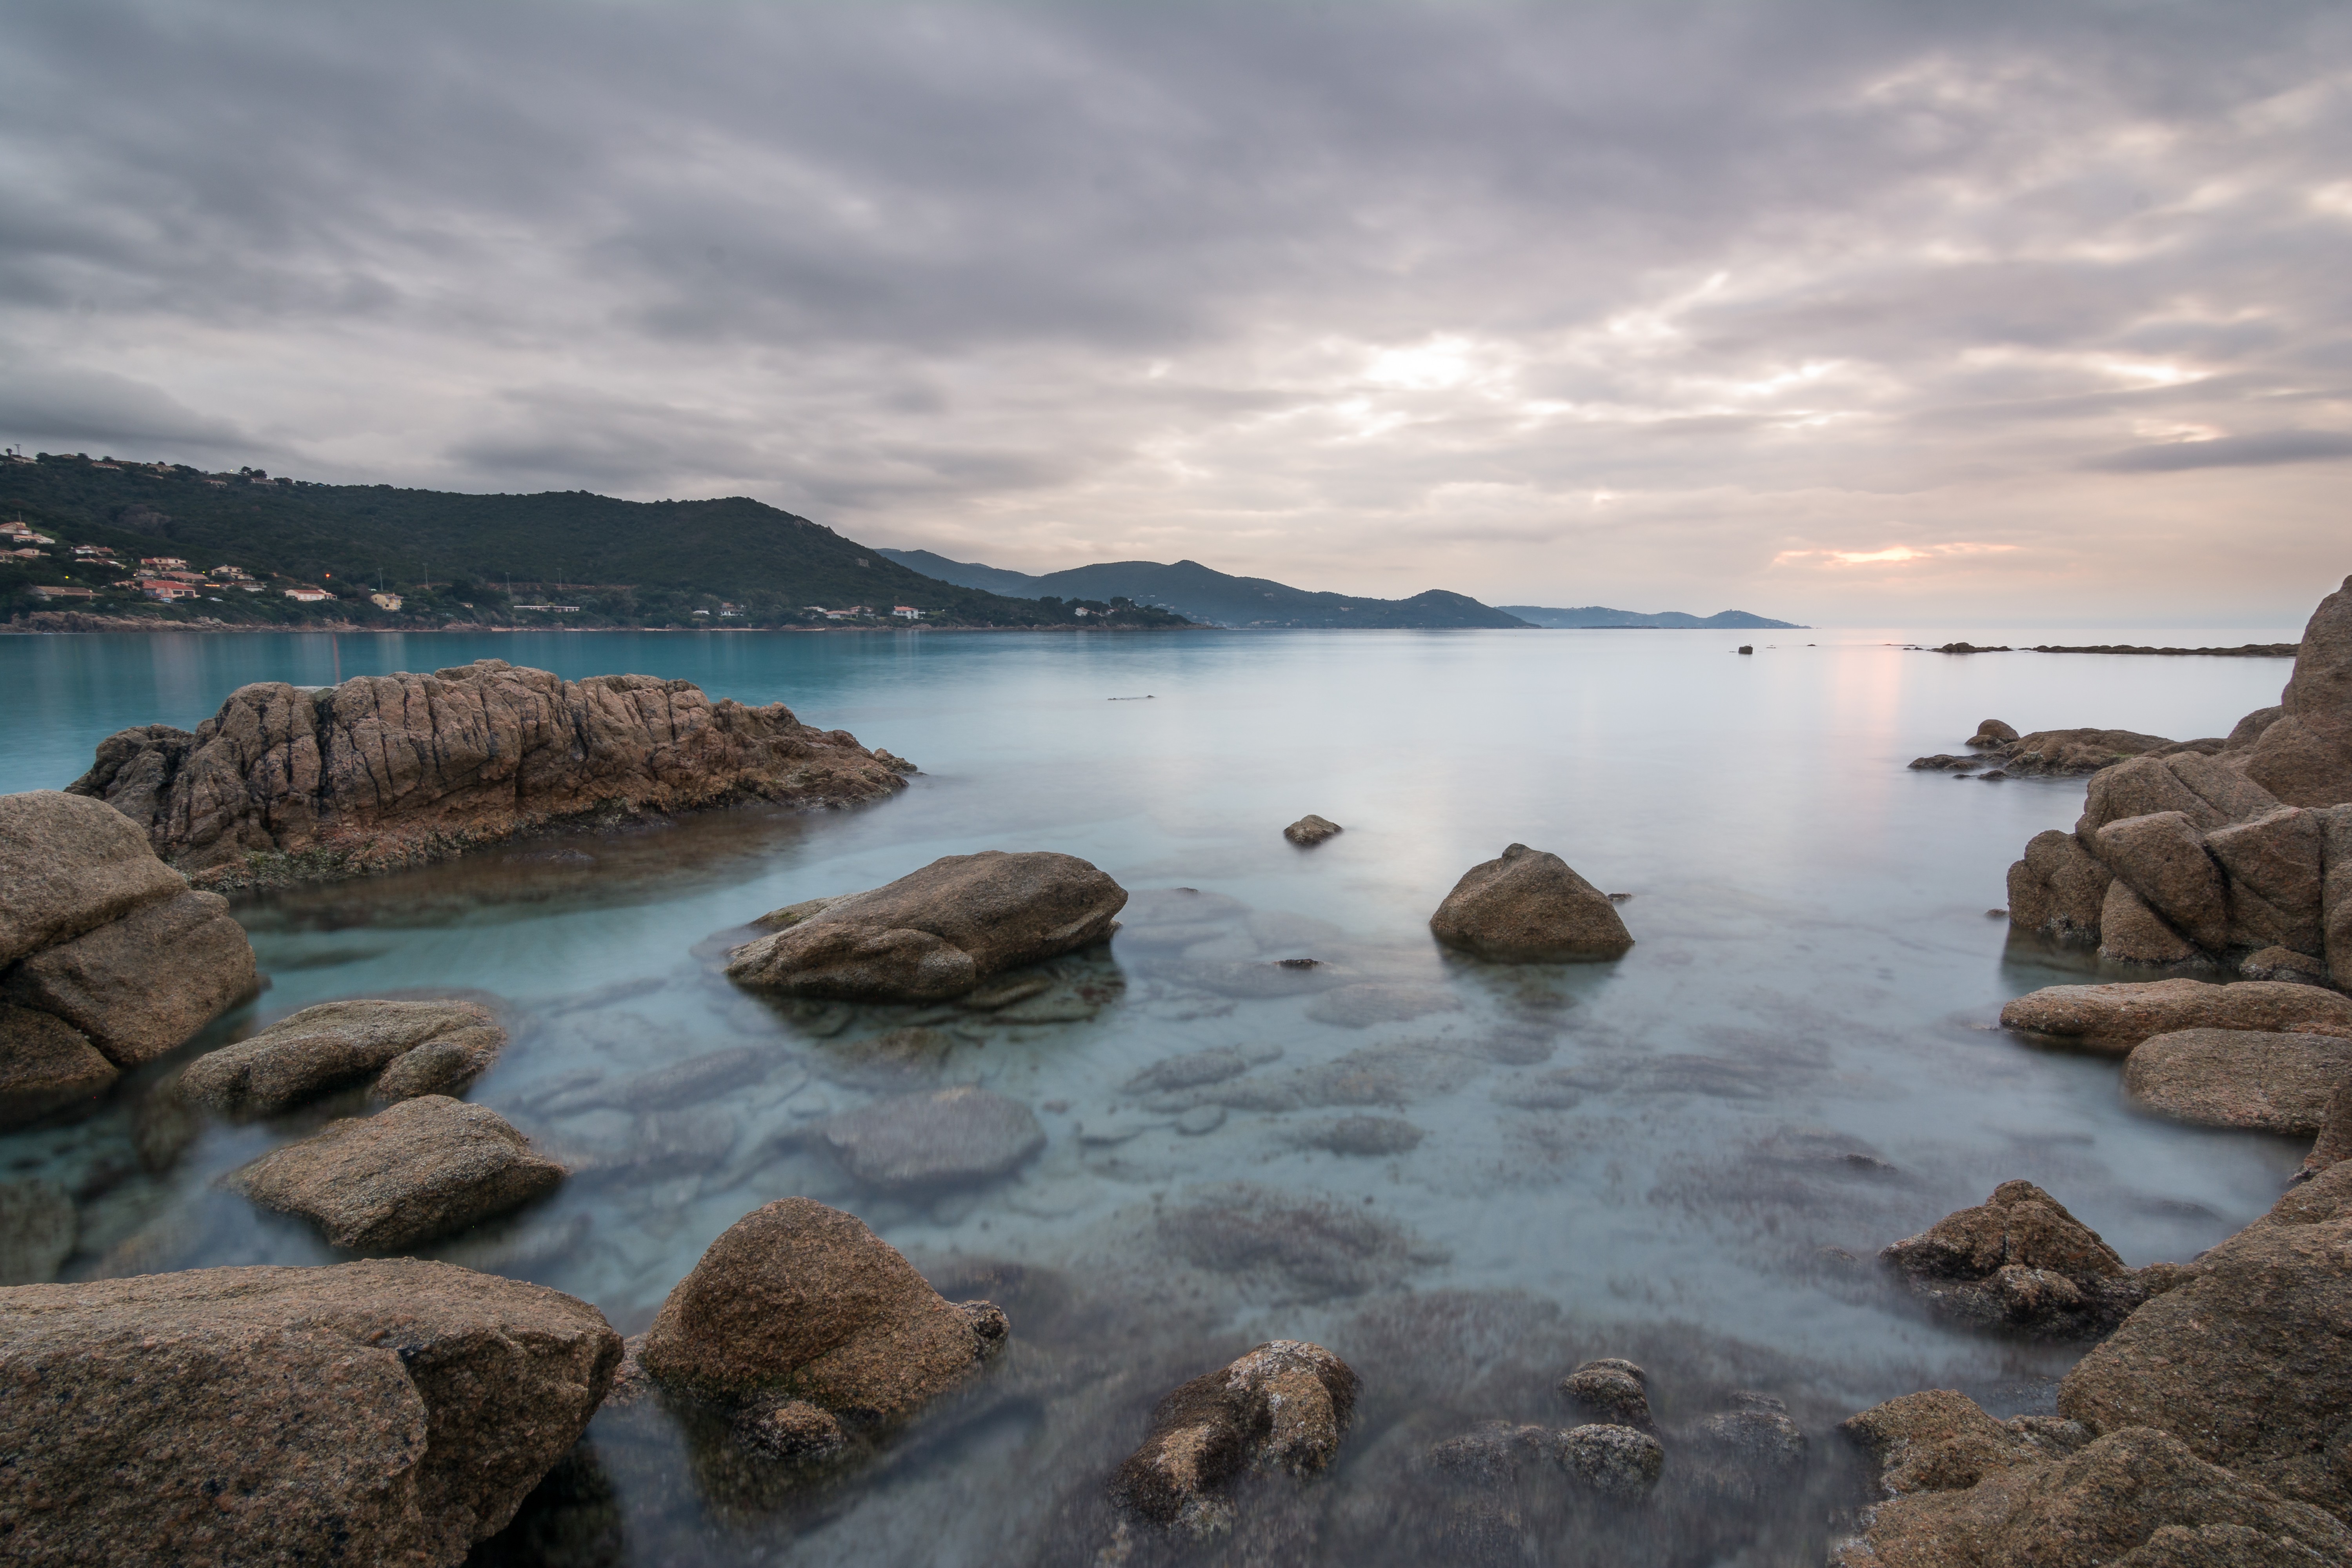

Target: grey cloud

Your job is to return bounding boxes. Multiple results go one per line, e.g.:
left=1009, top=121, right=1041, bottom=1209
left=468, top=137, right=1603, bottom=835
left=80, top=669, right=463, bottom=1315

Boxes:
left=2086, top=430, right=2352, bottom=472
left=0, top=366, right=246, bottom=452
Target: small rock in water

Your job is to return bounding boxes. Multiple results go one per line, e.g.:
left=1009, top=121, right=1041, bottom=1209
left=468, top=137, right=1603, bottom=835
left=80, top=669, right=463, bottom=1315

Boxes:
left=179, top=998, right=508, bottom=1116
left=1307, top=982, right=1462, bottom=1028
left=1175, top=1104, right=1226, bottom=1135
left=1283, top=814, right=1344, bottom=846
left=820, top=1086, right=1046, bottom=1191
left=734, top=1395, right=849, bottom=1461
left=1299, top=1115, right=1424, bottom=1157
left=1561, top=1358, right=1652, bottom=1429
left=1111, top=1340, right=1357, bottom=1534
left=1879, top=1179, right=2146, bottom=1339
left=1561, top=1422, right=1664, bottom=1497
left=1690, top=1393, right=1807, bottom=1469
left=1124, top=1048, right=1253, bottom=1093
left=1430, top=842, right=1634, bottom=962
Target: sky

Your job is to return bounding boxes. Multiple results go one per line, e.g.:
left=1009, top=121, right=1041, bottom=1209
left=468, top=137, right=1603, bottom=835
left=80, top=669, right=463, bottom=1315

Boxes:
left=3, top=2, right=2348, bottom=626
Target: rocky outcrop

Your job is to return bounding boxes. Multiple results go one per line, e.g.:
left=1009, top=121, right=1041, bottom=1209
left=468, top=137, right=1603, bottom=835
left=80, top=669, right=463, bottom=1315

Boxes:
left=2000, top=979, right=2352, bottom=1057
left=0, top=1259, right=621, bottom=1567
left=1560, top=1422, right=1666, bottom=1497
left=1560, top=1357, right=1653, bottom=1428
left=2058, top=1161, right=2352, bottom=1523
left=179, top=998, right=507, bottom=1115
left=1840, top=1389, right=2086, bottom=1500
left=724, top=850, right=1126, bottom=1002
left=66, top=660, right=907, bottom=886
left=223, top=1096, right=567, bottom=1250
left=0, top=792, right=256, bottom=1128
left=1428, top=843, right=1633, bottom=962
left=1830, top=1423, right=2349, bottom=1567
left=634, top=1198, right=1006, bottom=1426
left=2002, top=579, right=2352, bottom=982
left=818, top=1086, right=1046, bottom=1191
left=1111, top=1340, right=1357, bottom=1533
left=2124, top=1028, right=2352, bottom=1132
left=1283, top=814, right=1343, bottom=846
left=1879, top=1181, right=2147, bottom=1339
left=1918, top=726, right=2192, bottom=777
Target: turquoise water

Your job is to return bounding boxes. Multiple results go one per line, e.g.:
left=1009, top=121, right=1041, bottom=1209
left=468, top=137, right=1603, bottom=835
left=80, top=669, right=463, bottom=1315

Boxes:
left=0, top=625, right=2306, bottom=1564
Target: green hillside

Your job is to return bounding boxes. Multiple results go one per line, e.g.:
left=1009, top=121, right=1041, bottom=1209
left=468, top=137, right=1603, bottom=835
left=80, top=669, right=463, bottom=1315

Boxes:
left=0, top=455, right=1185, bottom=630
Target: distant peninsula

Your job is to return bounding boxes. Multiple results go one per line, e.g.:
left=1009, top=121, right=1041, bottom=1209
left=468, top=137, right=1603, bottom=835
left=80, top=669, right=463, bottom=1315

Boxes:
left=1497, top=605, right=1804, bottom=629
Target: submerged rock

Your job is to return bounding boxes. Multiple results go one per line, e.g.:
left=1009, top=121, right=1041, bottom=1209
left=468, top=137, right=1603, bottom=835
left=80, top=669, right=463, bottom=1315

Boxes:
left=180, top=997, right=508, bottom=1115
left=1306, top=981, right=1462, bottom=1028
left=1111, top=1340, right=1357, bottom=1533
left=1284, top=814, right=1344, bottom=846
left=0, top=1259, right=621, bottom=1568
left=67, top=661, right=906, bottom=884
left=1880, top=1181, right=2146, bottom=1339
left=223, top=1095, right=566, bottom=1250
left=724, top=850, right=1126, bottom=1002
left=1429, top=843, right=1633, bottom=962
left=635, top=1197, right=1006, bottom=1424
left=1297, top=1115, right=1424, bottom=1157
left=0, top=1002, right=119, bottom=1130
left=1688, top=1393, right=1807, bottom=1472
left=2124, top=1028, right=2352, bottom=1133
left=819, top=1086, right=1046, bottom=1190
left=1561, top=1423, right=1665, bottom=1498
left=1999, top=979, right=2352, bottom=1057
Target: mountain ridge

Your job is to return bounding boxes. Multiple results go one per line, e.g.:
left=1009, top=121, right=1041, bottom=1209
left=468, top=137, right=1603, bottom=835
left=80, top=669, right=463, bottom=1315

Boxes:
left=1498, top=604, right=1804, bottom=629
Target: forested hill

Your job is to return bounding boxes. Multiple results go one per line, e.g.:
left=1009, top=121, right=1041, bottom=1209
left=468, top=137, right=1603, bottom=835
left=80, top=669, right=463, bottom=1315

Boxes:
left=0, top=455, right=1184, bottom=629
left=878, top=549, right=1532, bottom=629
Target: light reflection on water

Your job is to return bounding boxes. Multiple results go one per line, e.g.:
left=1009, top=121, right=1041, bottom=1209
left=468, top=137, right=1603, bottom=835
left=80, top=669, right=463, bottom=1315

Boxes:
left=0, top=625, right=2308, bottom=1564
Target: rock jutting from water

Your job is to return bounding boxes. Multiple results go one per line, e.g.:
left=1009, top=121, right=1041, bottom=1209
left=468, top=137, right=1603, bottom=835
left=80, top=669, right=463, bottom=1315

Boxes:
left=1428, top=842, right=1634, bottom=962
left=0, top=790, right=257, bottom=1128
left=629, top=1198, right=1008, bottom=1438
left=65, top=660, right=908, bottom=888
left=2000, top=575, right=2352, bottom=980
left=1284, top=814, right=1344, bottom=846
left=1912, top=725, right=2214, bottom=778
left=0, top=1259, right=622, bottom=1568
left=222, top=1095, right=568, bottom=1250
left=1111, top=1339, right=1359, bottom=1534
left=1879, top=1180, right=2151, bottom=1340
left=178, top=997, right=508, bottom=1115
left=1999, top=977, right=2352, bottom=1057
left=2123, top=1027, right=2352, bottom=1133
left=724, top=849, right=1127, bottom=1002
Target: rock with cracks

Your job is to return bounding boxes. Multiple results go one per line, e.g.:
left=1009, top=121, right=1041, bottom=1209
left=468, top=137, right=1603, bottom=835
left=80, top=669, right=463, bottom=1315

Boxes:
left=180, top=998, right=508, bottom=1115
left=724, top=850, right=1126, bottom=1002
left=634, top=1197, right=1007, bottom=1428
left=0, top=1259, right=621, bottom=1568
left=66, top=661, right=906, bottom=886
left=1112, top=1339, right=1358, bottom=1534
left=223, top=1095, right=567, bottom=1250
left=1428, top=843, right=1633, bottom=962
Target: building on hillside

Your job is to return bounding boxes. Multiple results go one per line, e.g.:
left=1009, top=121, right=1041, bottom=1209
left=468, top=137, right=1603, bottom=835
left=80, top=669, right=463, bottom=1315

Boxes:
left=369, top=593, right=403, bottom=611
left=4, top=548, right=42, bottom=560
left=0, top=520, right=33, bottom=539
left=142, top=582, right=197, bottom=601
left=691, top=609, right=711, bottom=617
left=140, top=557, right=189, bottom=571
left=719, top=603, right=743, bottom=618
left=28, top=585, right=95, bottom=601
left=71, top=545, right=117, bottom=559
left=162, top=571, right=205, bottom=584
left=283, top=586, right=333, bottom=603
left=892, top=606, right=925, bottom=620
left=208, top=565, right=253, bottom=580
left=235, top=582, right=265, bottom=592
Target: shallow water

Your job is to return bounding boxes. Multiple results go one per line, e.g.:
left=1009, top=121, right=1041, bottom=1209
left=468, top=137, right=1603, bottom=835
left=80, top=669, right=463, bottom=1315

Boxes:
left=0, top=624, right=2307, bottom=1564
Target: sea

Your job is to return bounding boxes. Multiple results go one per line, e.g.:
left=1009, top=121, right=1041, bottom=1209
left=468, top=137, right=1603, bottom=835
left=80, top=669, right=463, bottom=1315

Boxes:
left=0, top=624, right=2309, bottom=1565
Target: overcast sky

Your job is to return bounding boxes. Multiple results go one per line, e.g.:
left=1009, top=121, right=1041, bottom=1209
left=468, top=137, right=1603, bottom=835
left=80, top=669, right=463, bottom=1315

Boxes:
left=4, top=2, right=2348, bottom=624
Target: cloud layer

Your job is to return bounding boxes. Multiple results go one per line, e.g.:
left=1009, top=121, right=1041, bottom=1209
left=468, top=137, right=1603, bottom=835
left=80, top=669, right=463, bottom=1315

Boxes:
left=4, top=1, right=2348, bottom=623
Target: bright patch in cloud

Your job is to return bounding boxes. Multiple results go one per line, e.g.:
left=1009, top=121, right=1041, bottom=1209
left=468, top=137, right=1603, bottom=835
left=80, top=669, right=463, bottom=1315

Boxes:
left=1772, top=542, right=2021, bottom=568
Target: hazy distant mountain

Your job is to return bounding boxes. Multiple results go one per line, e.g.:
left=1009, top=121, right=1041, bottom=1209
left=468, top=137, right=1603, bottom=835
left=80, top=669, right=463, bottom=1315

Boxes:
left=1497, top=605, right=1804, bottom=629
left=879, top=549, right=1531, bottom=629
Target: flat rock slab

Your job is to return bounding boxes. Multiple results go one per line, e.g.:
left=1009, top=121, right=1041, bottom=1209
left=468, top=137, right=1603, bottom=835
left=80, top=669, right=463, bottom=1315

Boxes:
left=180, top=997, right=507, bottom=1115
left=0, top=1259, right=620, bottom=1568
left=2000, top=979, right=2352, bottom=1056
left=224, top=1094, right=565, bottom=1250
left=2125, top=1028, right=2352, bottom=1132
left=821, top=1086, right=1046, bottom=1190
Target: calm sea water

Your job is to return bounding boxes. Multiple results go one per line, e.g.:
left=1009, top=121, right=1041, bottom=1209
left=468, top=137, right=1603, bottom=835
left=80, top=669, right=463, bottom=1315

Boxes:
left=0, top=625, right=2307, bottom=1565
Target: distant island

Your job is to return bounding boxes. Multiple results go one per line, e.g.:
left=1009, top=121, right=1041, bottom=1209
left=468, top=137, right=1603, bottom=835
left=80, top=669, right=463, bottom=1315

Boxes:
left=1497, top=605, right=1805, bottom=629
left=0, top=455, right=1184, bottom=631
left=878, top=550, right=1528, bottom=629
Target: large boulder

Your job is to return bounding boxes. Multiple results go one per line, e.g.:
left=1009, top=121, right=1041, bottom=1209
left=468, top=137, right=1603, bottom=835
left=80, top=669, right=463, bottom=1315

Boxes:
left=223, top=1096, right=566, bottom=1251
left=2097, top=880, right=2198, bottom=965
left=1111, top=1340, right=1357, bottom=1533
left=2, top=890, right=255, bottom=1065
left=179, top=998, right=507, bottom=1115
left=2092, top=812, right=2231, bottom=953
left=724, top=851, right=1126, bottom=1002
left=818, top=1086, right=1046, bottom=1191
left=2006, top=829, right=2113, bottom=941
left=2326, top=804, right=2352, bottom=983
left=0, top=790, right=187, bottom=968
left=1428, top=843, right=1633, bottom=962
left=1879, top=1180, right=2146, bottom=1339
left=66, top=661, right=907, bottom=885
left=1829, top=1425, right=2352, bottom=1567
left=2124, top=1029, right=2352, bottom=1133
left=2236, top=574, right=2352, bottom=808
left=2000, top=979, right=2352, bottom=1057
left=2059, top=1162, right=2352, bottom=1522
left=2078, top=751, right=2281, bottom=839
left=635, top=1198, right=1006, bottom=1423
left=2210, top=807, right=2329, bottom=955
left=0, top=1003, right=118, bottom=1130
left=0, top=1259, right=621, bottom=1567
